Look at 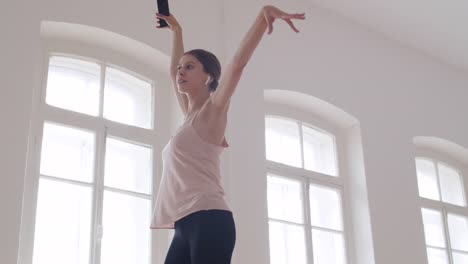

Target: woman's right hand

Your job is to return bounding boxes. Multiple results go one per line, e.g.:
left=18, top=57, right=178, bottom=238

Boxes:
left=155, top=13, right=181, bottom=31
left=262, top=5, right=305, bottom=34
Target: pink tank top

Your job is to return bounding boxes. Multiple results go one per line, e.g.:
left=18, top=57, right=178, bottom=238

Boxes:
left=150, top=110, right=230, bottom=229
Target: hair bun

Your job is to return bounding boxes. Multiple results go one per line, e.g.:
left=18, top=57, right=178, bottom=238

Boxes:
left=210, top=79, right=219, bottom=91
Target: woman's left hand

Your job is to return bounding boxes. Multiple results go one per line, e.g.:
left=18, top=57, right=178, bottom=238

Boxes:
left=262, top=5, right=306, bottom=34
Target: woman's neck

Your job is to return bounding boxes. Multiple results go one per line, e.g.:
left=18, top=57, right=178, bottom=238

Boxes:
left=187, top=93, right=210, bottom=116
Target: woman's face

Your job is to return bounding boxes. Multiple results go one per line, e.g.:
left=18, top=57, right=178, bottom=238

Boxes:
left=176, top=54, right=210, bottom=95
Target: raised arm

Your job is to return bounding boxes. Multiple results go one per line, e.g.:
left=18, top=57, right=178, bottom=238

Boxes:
left=156, top=13, right=189, bottom=115
left=211, top=5, right=305, bottom=108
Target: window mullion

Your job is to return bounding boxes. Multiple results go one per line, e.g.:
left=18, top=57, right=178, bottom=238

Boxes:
left=442, top=207, right=454, bottom=264
left=339, top=185, right=352, bottom=264
left=435, top=160, right=444, bottom=203
left=98, top=63, right=105, bottom=118
left=91, top=106, right=108, bottom=264
left=300, top=120, right=315, bottom=264
left=304, top=177, right=314, bottom=264
left=299, top=122, right=305, bottom=169
left=103, top=185, right=152, bottom=200
left=435, top=160, right=455, bottom=264
left=427, top=245, right=448, bottom=251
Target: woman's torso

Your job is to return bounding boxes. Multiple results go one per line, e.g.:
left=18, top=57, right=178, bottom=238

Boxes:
left=150, top=99, right=230, bottom=229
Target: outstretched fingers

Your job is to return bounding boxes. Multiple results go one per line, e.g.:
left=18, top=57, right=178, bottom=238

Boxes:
left=291, top=12, right=306, bottom=20
left=285, top=19, right=299, bottom=33
left=283, top=12, right=305, bottom=33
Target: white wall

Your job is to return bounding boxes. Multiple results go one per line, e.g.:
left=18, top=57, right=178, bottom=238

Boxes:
left=1, top=1, right=40, bottom=263
left=226, top=2, right=468, bottom=264
left=2, top=0, right=468, bottom=264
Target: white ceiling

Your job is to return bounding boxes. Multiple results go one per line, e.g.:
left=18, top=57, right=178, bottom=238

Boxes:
left=308, top=0, right=468, bottom=74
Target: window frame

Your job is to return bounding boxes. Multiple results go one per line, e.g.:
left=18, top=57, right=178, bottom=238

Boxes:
left=415, top=147, right=468, bottom=264
left=264, top=102, right=353, bottom=264
left=19, top=39, right=173, bottom=264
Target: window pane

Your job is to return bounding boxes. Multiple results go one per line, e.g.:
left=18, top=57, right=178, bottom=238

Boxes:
left=46, top=56, right=100, bottom=116
left=416, top=158, right=440, bottom=201
left=438, top=163, right=466, bottom=206
left=33, top=178, right=92, bottom=264
left=104, top=138, right=152, bottom=194
left=426, top=247, right=449, bottom=264
left=267, top=175, right=303, bottom=224
left=101, top=191, right=151, bottom=264
left=447, top=214, right=468, bottom=251
left=453, top=252, right=468, bottom=264
left=40, top=123, right=95, bottom=183
left=265, top=117, right=301, bottom=167
left=104, top=67, right=153, bottom=129
left=303, top=125, right=337, bottom=176
left=421, top=208, right=446, bottom=248
left=269, top=221, right=306, bottom=264
left=309, top=185, right=343, bottom=231
left=311, top=229, right=347, bottom=264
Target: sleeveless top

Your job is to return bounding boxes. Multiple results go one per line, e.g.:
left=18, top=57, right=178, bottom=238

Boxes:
left=150, top=110, right=230, bottom=229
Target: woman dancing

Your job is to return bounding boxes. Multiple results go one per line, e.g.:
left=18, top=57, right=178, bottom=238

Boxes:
left=151, top=5, right=305, bottom=264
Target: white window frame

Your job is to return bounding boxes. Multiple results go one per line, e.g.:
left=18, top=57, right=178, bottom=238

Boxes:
left=415, top=147, right=468, bottom=264
left=19, top=39, right=173, bottom=264
left=265, top=102, right=353, bottom=264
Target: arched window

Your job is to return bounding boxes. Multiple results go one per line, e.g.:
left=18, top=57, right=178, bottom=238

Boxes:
left=265, top=113, right=349, bottom=264
left=33, top=54, right=155, bottom=264
left=414, top=138, right=468, bottom=264
left=20, top=22, right=171, bottom=264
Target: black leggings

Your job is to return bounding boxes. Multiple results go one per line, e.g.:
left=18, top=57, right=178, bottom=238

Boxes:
left=164, top=210, right=236, bottom=264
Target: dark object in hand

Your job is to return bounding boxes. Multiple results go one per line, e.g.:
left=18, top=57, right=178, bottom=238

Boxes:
left=157, top=0, right=170, bottom=28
